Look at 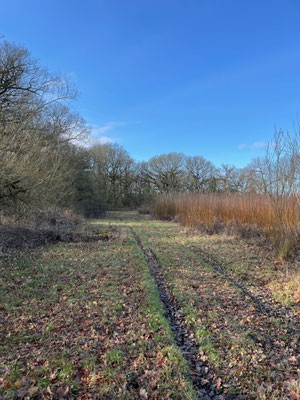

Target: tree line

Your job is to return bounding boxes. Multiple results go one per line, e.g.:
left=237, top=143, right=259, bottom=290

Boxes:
left=1, top=40, right=299, bottom=219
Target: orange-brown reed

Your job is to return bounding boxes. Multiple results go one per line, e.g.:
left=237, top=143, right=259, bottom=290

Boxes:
left=155, top=193, right=300, bottom=253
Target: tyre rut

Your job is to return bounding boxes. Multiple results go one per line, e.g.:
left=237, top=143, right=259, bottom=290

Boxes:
left=186, top=244, right=299, bottom=332
left=130, top=228, right=239, bottom=400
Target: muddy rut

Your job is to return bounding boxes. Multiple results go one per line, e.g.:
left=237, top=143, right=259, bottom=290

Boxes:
left=130, top=228, right=239, bottom=400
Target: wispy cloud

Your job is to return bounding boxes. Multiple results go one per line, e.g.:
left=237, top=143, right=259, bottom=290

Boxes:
left=87, top=120, right=141, bottom=146
left=91, top=122, right=126, bottom=136
left=87, top=121, right=127, bottom=144
left=251, top=141, right=267, bottom=149
left=237, top=141, right=268, bottom=150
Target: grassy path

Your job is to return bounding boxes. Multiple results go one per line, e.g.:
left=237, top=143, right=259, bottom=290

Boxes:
left=1, top=211, right=299, bottom=399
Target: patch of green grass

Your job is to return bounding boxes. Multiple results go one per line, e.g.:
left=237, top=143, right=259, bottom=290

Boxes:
left=106, top=350, right=125, bottom=367
left=15, top=257, right=32, bottom=269
left=183, top=304, right=198, bottom=324
left=195, top=329, right=220, bottom=364
left=58, top=362, right=74, bottom=382
left=0, top=332, right=41, bottom=353
left=42, top=321, right=55, bottom=334
left=6, top=361, right=23, bottom=382
left=80, top=355, right=98, bottom=370
left=36, top=376, right=51, bottom=388
left=272, top=291, right=294, bottom=306
left=208, top=310, right=219, bottom=320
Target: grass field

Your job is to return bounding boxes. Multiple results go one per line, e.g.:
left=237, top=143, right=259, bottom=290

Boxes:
left=1, top=212, right=299, bottom=399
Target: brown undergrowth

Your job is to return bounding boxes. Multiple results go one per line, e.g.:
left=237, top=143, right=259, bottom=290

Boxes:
left=0, top=210, right=114, bottom=256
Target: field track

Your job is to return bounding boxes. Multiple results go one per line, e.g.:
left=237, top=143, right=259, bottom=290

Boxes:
left=1, top=211, right=299, bottom=399
left=120, top=212, right=299, bottom=399
left=131, top=227, right=229, bottom=400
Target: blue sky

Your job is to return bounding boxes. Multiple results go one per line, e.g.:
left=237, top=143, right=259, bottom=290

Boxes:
left=2, top=0, right=300, bottom=167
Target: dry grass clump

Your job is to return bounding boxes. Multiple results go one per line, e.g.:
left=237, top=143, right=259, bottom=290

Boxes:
left=137, top=204, right=153, bottom=215
left=154, top=193, right=300, bottom=257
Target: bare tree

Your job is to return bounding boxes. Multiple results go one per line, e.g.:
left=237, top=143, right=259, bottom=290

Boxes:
left=90, top=143, right=135, bottom=208
left=142, top=153, right=185, bottom=193
left=184, top=155, right=216, bottom=192
left=0, top=40, right=87, bottom=211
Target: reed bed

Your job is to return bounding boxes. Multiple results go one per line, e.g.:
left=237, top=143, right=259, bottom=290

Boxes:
left=154, top=193, right=300, bottom=257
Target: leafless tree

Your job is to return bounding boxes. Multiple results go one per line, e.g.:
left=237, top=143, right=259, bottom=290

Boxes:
left=0, top=40, right=87, bottom=212
left=184, top=155, right=216, bottom=192
left=90, top=143, right=134, bottom=208
left=142, top=152, right=185, bottom=193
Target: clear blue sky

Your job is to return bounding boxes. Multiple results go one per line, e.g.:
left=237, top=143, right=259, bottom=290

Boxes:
left=2, top=0, right=300, bottom=166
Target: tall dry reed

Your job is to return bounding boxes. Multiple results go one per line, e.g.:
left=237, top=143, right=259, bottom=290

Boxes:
left=154, top=193, right=300, bottom=257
